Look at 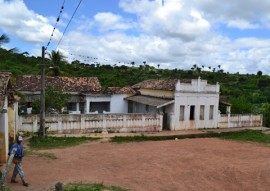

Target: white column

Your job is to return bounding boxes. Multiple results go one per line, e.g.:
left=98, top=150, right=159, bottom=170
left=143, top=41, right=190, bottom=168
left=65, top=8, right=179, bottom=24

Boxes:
left=86, top=100, right=90, bottom=114
left=76, top=102, right=80, bottom=112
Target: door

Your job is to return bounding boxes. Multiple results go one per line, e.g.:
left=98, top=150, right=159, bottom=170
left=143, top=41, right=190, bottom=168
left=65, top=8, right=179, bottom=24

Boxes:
left=189, top=105, right=195, bottom=129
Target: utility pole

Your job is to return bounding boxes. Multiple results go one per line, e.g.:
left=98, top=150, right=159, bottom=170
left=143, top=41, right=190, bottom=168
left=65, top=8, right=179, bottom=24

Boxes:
left=40, top=46, right=46, bottom=137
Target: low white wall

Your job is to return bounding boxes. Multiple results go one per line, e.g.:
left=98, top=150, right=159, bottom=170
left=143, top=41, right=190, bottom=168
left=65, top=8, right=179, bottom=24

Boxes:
left=19, top=113, right=163, bottom=134
left=218, top=114, right=263, bottom=128
left=169, top=113, right=263, bottom=130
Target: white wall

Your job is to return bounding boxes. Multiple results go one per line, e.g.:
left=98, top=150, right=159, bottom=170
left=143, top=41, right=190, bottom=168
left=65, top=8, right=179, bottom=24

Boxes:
left=110, top=94, right=128, bottom=113
left=18, top=113, right=163, bottom=133
left=0, top=96, right=8, bottom=162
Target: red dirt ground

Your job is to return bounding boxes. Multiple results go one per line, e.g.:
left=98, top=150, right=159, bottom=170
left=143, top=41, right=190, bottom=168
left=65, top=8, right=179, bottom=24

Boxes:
left=5, top=138, right=270, bottom=191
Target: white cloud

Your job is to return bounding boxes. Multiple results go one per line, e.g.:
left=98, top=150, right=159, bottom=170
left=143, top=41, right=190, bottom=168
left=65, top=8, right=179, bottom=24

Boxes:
left=94, top=12, right=133, bottom=32
left=227, top=19, right=260, bottom=30
left=0, top=0, right=62, bottom=43
left=120, top=0, right=210, bottom=41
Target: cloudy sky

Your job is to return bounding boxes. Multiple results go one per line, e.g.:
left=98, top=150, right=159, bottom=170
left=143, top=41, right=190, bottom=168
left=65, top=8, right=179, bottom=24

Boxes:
left=1, top=0, right=270, bottom=74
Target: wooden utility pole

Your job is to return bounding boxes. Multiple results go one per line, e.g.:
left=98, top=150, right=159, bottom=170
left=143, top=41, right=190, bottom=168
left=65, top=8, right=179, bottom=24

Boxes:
left=40, top=46, right=46, bottom=137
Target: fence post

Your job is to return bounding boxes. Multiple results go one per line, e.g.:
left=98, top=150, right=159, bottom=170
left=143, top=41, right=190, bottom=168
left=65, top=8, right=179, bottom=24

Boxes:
left=102, top=114, right=108, bottom=134
left=0, top=148, right=17, bottom=190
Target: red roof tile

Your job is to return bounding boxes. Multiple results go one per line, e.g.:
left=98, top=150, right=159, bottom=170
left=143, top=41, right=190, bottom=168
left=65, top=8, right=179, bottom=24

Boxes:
left=107, top=87, right=136, bottom=94
left=132, top=79, right=191, bottom=91
left=14, top=75, right=102, bottom=93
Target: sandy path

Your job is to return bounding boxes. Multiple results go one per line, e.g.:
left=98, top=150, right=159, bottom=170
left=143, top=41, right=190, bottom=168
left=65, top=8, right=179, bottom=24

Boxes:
left=6, top=138, right=270, bottom=191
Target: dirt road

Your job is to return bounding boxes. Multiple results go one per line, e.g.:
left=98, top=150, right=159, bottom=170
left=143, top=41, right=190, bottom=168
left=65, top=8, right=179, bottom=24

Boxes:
left=6, top=138, right=270, bottom=191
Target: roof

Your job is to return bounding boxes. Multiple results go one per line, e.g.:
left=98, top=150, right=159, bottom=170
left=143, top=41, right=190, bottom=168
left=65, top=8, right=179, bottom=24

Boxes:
left=125, top=95, right=174, bottom=108
left=107, top=87, right=136, bottom=94
left=14, top=75, right=102, bottom=93
left=0, top=72, right=12, bottom=109
left=132, top=79, right=191, bottom=91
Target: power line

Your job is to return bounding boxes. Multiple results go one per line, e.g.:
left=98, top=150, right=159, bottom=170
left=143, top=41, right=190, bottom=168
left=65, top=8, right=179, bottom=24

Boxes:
left=45, top=0, right=66, bottom=50
left=56, top=0, right=83, bottom=50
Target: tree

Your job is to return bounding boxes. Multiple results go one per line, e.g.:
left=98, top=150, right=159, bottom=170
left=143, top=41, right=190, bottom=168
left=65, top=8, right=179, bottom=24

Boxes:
left=0, top=34, right=9, bottom=46
left=49, top=50, right=65, bottom=66
left=257, top=70, right=262, bottom=76
left=33, top=87, right=70, bottom=114
left=48, top=50, right=66, bottom=76
left=231, top=96, right=253, bottom=114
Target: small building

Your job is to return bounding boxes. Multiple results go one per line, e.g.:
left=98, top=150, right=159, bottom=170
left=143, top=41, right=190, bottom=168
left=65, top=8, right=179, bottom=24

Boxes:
left=0, top=72, right=18, bottom=163
left=14, top=75, right=102, bottom=114
left=14, top=75, right=135, bottom=114
left=127, top=77, right=220, bottom=130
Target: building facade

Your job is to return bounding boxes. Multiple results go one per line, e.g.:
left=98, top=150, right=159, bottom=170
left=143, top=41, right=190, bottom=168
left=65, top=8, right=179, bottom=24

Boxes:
left=127, top=78, right=220, bottom=130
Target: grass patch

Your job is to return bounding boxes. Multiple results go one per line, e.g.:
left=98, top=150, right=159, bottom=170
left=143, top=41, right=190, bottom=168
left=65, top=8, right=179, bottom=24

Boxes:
left=111, top=130, right=270, bottom=144
left=29, top=136, right=100, bottom=150
left=64, top=183, right=128, bottom=191
left=25, top=150, right=57, bottom=159
left=219, top=129, right=270, bottom=144
left=111, top=132, right=218, bottom=143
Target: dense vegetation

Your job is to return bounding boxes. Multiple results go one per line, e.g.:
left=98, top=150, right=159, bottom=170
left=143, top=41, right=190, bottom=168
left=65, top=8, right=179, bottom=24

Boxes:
left=0, top=34, right=270, bottom=127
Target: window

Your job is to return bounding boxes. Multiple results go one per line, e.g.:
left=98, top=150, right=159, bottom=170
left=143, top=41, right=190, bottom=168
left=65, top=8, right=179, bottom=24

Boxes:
left=200, top=105, right=205, bottom=120
left=68, top=102, right=77, bottom=111
left=90, top=102, right=110, bottom=113
left=179, top=105, right=185, bottom=121
left=209, top=105, right=214, bottom=120
left=146, top=105, right=149, bottom=112
left=128, top=101, right=133, bottom=113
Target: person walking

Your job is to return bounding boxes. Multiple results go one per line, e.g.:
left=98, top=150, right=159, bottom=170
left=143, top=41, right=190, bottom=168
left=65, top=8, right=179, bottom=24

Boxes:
left=9, top=136, right=29, bottom=187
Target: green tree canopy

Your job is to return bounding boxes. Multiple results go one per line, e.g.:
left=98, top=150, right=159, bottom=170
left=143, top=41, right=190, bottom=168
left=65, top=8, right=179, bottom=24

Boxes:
left=33, top=87, right=70, bottom=114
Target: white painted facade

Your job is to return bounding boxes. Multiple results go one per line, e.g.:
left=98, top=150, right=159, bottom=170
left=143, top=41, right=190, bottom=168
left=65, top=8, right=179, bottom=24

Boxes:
left=171, top=79, right=220, bottom=130
left=129, top=78, right=220, bottom=130
left=110, top=94, right=128, bottom=113
left=85, top=94, right=130, bottom=114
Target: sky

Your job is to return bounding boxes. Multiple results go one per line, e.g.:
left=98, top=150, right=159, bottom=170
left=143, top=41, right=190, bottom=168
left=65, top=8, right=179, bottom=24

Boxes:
left=1, top=0, right=270, bottom=75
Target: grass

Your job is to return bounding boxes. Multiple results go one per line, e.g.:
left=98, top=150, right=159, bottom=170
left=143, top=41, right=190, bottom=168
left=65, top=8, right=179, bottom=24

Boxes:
left=219, top=129, right=270, bottom=143
left=29, top=136, right=100, bottom=150
left=25, top=150, right=57, bottom=159
left=64, top=183, right=128, bottom=191
left=111, top=129, right=270, bottom=144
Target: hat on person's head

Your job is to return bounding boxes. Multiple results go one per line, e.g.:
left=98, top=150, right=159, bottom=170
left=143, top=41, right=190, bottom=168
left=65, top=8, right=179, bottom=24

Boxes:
left=18, top=136, right=23, bottom=141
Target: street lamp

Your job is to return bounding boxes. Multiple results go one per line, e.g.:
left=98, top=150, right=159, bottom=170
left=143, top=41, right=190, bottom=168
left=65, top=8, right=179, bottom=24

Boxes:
left=40, top=46, right=46, bottom=137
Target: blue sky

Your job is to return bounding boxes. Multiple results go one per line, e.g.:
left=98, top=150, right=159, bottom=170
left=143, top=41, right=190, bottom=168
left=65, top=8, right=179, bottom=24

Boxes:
left=1, top=0, right=270, bottom=75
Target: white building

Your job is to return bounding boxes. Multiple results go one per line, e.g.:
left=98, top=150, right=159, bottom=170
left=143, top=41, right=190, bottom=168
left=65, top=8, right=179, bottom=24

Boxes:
left=15, top=75, right=135, bottom=114
left=127, top=78, right=221, bottom=130
left=85, top=87, right=135, bottom=114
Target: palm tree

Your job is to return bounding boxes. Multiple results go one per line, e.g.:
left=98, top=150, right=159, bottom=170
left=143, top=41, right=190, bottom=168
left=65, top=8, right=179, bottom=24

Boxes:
left=48, top=50, right=65, bottom=76
left=49, top=50, right=65, bottom=66
left=0, top=34, right=9, bottom=46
